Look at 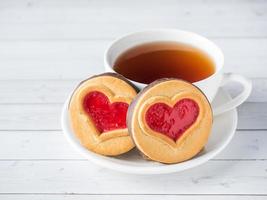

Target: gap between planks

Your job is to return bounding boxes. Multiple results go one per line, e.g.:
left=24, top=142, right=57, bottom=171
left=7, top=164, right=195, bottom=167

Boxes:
left=0, top=193, right=267, bottom=196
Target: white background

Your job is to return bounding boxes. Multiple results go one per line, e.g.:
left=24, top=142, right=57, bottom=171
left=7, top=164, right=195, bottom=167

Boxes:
left=0, top=0, right=267, bottom=199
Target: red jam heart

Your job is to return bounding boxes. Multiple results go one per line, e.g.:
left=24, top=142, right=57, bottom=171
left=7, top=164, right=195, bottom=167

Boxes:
left=83, top=91, right=128, bottom=133
left=145, top=99, right=199, bottom=141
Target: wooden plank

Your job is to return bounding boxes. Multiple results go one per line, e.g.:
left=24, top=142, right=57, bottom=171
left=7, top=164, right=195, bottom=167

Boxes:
left=0, top=0, right=266, bottom=39
left=0, top=104, right=62, bottom=130
left=0, top=38, right=267, bottom=79
left=0, top=80, right=76, bottom=104
left=0, top=103, right=264, bottom=130
left=0, top=0, right=266, bottom=197
left=1, top=195, right=266, bottom=200
left=237, top=102, right=267, bottom=130
left=0, top=130, right=266, bottom=160
left=0, top=160, right=266, bottom=194
left=0, top=131, right=81, bottom=159
left=0, top=78, right=265, bottom=104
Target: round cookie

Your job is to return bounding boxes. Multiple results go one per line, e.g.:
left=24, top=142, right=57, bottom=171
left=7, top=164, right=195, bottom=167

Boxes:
left=127, top=78, right=213, bottom=164
left=69, top=73, right=138, bottom=156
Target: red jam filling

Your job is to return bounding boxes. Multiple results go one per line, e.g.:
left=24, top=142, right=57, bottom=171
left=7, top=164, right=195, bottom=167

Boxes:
left=145, top=99, right=199, bottom=141
left=83, top=91, right=128, bottom=133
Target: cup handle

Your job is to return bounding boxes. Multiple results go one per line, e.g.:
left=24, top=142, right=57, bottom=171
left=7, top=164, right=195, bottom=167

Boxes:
left=213, top=73, right=252, bottom=116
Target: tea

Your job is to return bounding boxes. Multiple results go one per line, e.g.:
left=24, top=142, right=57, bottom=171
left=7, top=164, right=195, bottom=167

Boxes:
left=113, top=41, right=215, bottom=84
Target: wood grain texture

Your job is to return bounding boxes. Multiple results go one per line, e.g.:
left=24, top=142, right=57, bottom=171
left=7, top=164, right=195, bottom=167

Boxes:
left=0, top=130, right=266, bottom=160
left=0, top=160, right=267, bottom=194
left=1, top=195, right=267, bottom=200
left=0, top=80, right=77, bottom=104
left=0, top=0, right=266, bottom=198
left=0, top=0, right=266, bottom=39
left=237, top=102, right=267, bottom=130
left=0, top=104, right=62, bottom=130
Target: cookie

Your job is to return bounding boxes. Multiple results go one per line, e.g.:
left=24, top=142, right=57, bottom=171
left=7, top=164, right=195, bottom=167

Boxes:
left=127, top=78, right=213, bottom=163
left=69, top=73, right=137, bottom=156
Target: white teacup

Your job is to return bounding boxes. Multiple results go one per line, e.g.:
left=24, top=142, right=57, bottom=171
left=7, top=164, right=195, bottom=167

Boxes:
left=104, top=29, right=252, bottom=115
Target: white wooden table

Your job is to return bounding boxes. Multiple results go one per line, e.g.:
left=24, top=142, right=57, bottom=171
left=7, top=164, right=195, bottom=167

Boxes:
left=1, top=0, right=267, bottom=199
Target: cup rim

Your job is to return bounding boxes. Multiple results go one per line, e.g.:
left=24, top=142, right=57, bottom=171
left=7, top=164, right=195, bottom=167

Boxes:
left=104, top=29, right=224, bottom=86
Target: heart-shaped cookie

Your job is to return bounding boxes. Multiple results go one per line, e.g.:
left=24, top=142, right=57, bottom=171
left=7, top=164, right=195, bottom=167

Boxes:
left=127, top=78, right=212, bottom=164
left=83, top=91, right=129, bottom=133
left=145, top=98, right=199, bottom=141
left=69, top=73, right=137, bottom=156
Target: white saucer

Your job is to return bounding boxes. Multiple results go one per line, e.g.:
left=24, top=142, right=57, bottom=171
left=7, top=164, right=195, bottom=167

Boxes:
left=61, top=88, right=238, bottom=174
